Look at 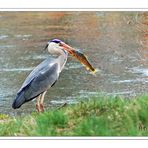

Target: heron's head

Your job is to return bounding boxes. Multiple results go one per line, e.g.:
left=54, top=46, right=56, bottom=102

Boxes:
left=44, top=39, right=76, bottom=56
left=44, top=39, right=96, bottom=73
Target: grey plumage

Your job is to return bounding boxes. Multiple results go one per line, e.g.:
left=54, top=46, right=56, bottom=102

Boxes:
left=12, top=57, right=59, bottom=109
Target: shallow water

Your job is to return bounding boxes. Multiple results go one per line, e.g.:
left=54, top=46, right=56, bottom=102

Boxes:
left=0, top=12, right=147, bottom=115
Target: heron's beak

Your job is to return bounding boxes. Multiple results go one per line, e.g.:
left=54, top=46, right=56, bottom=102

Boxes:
left=60, top=42, right=76, bottom=55
left=44, top=44, right=48, bottom=50
left=61, top=42, right=96, bottom=74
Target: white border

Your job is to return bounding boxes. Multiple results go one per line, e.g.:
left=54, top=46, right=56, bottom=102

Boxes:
left=0, top=8, right=147, bottom=11
left=0, top=0, right=148, bottom=9
left=1, top=138, right=148, bottom=148
left=0, top=137, right=148, bottom=140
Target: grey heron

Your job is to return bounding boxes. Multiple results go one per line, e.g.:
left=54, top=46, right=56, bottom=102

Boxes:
left=12, top=39, right=96, bottom=112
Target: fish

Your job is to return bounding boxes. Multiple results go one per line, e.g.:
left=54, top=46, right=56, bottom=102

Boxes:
left=72, top=49, right=96, bottom=74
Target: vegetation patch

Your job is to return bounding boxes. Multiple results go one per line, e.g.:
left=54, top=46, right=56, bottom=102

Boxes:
left=0, top=95, right=148, bottom=136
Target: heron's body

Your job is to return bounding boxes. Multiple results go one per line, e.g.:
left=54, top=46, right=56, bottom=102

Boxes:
left=12, top=47, right=67, bottom=110
left=12, top=39, right=95, bottom=112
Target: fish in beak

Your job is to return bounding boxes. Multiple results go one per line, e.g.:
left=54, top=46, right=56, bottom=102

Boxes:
left=60, top=42, right=96, bottom=74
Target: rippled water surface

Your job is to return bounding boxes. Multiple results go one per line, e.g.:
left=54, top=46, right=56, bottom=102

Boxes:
left=0, top=12, right=147, bottom=115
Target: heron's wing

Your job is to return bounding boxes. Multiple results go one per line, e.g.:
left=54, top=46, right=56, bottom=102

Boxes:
left=18, top=57, right=54, bottom=93
left=24, top=62, right=59, bottom=101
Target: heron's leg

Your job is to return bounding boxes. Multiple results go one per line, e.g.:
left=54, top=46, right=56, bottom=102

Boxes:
left=36, top=95, right=41, bottom=112
left=40, top=91, right=47, bottom=112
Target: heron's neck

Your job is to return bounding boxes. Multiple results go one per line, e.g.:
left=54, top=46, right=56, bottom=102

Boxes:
left=56, top=50, right=68, bottom=73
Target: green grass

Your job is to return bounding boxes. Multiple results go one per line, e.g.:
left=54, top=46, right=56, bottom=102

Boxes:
left=0, top=95, right=148, bottom=136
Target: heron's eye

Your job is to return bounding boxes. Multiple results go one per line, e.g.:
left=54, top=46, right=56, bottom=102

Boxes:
left=58, top=42, right=62, bottom=46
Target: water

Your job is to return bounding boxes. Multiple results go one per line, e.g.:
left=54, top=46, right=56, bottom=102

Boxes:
left=0, top=12, right=147, bottom=115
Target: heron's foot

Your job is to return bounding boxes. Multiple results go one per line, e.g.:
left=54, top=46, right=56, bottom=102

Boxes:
left=40, top=104, right=44, bottom=112
left=36, top=104, right=40, bottom=112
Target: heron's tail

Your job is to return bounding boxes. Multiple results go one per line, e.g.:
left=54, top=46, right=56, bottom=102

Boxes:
left=12, top=91, right=26, bottom=109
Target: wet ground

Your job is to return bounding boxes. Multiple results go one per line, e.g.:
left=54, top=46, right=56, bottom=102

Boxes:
left=0, top=12, right=147, bottom=115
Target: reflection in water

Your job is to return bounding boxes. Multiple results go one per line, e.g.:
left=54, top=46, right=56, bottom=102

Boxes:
left=0, top=12, right=147, bottom=115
